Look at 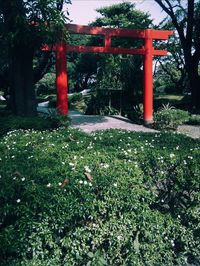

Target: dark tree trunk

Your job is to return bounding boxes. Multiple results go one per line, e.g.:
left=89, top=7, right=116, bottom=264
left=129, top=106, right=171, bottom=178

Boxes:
left=187, top=66, right=200, bottom=111
left=9, top=47, right=37, bottom=116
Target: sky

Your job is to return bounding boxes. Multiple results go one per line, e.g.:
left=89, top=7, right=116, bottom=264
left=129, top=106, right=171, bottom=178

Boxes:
left=66, top=0, right=165, bottom=25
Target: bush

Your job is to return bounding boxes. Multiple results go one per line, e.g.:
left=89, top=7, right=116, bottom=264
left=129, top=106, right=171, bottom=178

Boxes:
left=124, top=104, right=143, bottom=124
left=36, top=73, right=56, bottom=96
left=69, top=93, right=83, bottom=104
left=0, top=129, right=200, bottom=265
left=187, top=114, right=200, bottom=125
left=154, top=105, right=189, bottom=130
left=0, top=114, right=70, bottom=136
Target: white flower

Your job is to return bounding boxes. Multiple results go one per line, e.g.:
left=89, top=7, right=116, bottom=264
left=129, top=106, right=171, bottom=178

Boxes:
left=47, top=183, right=51, bottom=187
left=113, top=183, right=117, bottom=187
left=84, top=180, right=88, bottom=185
left=84, top=166, right=91, bottom=173
left=100, top=163, right=109, bottom=169
left=117, top=235, right=123, bottom=241
left=170, top=153, right=175, bottom=158
left=69, top=162, right=75, bottom=167
left=79, top=180, right=83, bottom=184
left=58, top=182, right=62, bottom=186
left=21, top=177, right=25, bottom=182
left=16, top=199, right=21, bottom=203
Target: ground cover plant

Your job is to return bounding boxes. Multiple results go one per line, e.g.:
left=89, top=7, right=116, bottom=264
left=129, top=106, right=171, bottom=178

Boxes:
left=0, top=114, right=70, bottom=137
left=0, top=128, right=199, bottom=265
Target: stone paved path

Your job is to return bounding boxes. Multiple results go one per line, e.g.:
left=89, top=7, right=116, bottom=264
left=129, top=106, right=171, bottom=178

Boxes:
left=69, top=110, right=157, bottom=133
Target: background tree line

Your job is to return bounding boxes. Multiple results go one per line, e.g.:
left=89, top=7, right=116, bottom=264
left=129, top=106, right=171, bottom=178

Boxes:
left=0, top=0, right=199, bottom=117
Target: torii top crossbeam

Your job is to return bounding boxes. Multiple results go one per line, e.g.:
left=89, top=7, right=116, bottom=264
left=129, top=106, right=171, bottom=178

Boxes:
left=43, top=24, right=173, bottom=124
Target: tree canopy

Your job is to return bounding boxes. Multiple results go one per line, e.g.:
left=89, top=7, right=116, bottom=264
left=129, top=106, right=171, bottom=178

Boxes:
left=68, top=2, right=152, bottom=114
left=0, top=0, right=70, bottom=116
left=154, top=0, right=200, bottom=110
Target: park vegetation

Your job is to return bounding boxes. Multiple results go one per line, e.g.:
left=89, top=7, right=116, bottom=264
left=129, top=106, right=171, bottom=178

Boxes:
left=0, top=1, right=200, bottom=265
left=0, top=128, right=200, bottom=265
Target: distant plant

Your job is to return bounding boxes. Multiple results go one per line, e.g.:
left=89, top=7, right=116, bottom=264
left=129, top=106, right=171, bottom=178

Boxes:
left=160, top=103, right=175, bottom=110
left=36, top=73, right=56, bottom=96
left=124, top=104, right=143, bottom=124
left=46, top=109, right=71, bottom=128
left=187, top=114, right=200, bottom=125
left=99, top=106, right=119, bottom=116
left=154, top=104, right=189, bottom=130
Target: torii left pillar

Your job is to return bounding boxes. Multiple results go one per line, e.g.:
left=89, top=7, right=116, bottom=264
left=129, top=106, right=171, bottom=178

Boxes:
left=144, top=29, right=153, bottom=124
left=56, top=43, right=68, bottom=114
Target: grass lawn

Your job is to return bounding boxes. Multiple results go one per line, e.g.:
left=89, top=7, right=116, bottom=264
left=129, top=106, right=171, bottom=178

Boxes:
left=0, top=127, right=200, bottom=265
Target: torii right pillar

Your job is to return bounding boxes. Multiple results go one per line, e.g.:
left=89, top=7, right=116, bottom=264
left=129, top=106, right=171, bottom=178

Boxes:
left=144, top=29, right=153, bottom=125
left=143, top=29, right=174, bottom=125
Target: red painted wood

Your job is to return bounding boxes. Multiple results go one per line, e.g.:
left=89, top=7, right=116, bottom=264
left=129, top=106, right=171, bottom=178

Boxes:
left=66, top=24, right=146, bottom=38
left=43, top=44, right=168, bottom=56
left=41, top=24, right=173, bottom=120
left=144, top=29, right=153, bottom=123
left=105, top=34, right=111, bottom=47
left=56, top=43, right=68, bottom=115
left=66, top=45, right=146, bottom=55
left=66, top=24, right=173, bottom=40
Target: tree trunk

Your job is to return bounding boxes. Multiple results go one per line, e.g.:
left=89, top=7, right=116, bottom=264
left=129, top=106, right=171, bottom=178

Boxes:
left=184, top=51, right=200, bottom=111
left=9, top=47, right=37, bottom=116
left=188, top=66, right=200, bottom=111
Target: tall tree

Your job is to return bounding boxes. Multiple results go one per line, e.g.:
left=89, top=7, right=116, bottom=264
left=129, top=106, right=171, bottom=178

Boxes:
left=154, top=0, right=200, bottom=110
left=0, top=0, right=70, bottom=116
left=70, top=2, right=152, bottom=104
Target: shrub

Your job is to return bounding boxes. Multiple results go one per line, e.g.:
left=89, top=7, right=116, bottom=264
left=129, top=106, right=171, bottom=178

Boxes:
left=154, top=104, right=189, bottom=130
left=36, top=73, right=56, bottom=96
left=69, top=93, right=83, bottom=104
left=124, top=104, right=143, bottom=124
left=0, top=129, right=200, bottom=265
left=0, top=114, right=70, bottom=137
left=187, top=114, right=200, bottom=125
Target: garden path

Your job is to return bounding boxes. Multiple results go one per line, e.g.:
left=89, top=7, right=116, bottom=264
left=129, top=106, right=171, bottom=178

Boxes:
left=69, top=110, right=157, bottom=133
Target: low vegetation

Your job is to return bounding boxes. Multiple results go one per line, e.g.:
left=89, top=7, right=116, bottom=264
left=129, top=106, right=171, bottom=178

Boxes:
left=0, top=128, right=199, bottom=265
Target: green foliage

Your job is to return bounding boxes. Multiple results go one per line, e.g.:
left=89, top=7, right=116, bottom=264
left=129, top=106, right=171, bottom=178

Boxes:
left=0, top=114, right=70, bottom=136
left=124, top=104, right=143, bottom=124
left=0, top=129, right=199, bottom=265
left=36, top=73, right=56, bottom=96
left=68, top=93, right=83, bottom=106
left=44, top=110, right=71, bottom=128
left=154, top=104, right=189, bottom=130
left=187, top=114, right=200, bottom=125
left=0, top=0, right=71, bottom=48
left=68, top=1, right=152, bottom=113
left=85, top=92, right=119, bottom=115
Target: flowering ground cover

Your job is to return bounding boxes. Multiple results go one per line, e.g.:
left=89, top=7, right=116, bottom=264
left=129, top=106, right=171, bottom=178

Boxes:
left=0, top=128, right=199, bottom=265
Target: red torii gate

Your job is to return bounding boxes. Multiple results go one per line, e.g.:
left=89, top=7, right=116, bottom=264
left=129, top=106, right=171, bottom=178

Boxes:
left=44, top=24, right=173, bottom=124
